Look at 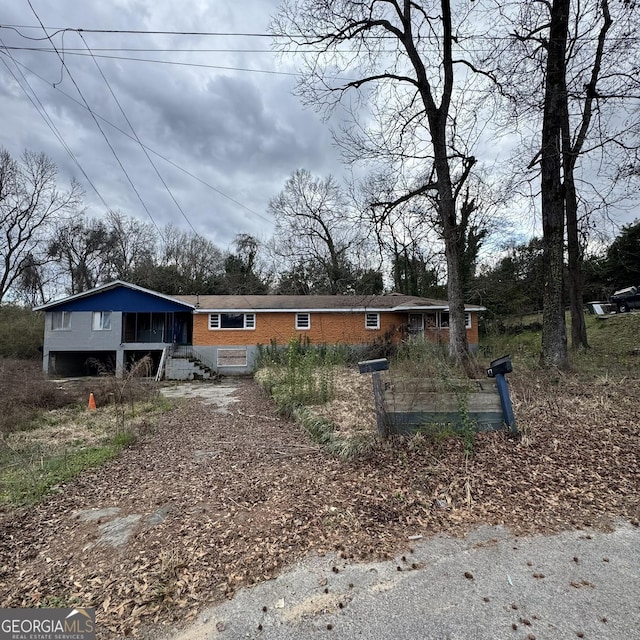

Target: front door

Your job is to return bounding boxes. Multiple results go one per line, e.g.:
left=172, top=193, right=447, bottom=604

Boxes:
left=408, top=313, right=424, bottom=334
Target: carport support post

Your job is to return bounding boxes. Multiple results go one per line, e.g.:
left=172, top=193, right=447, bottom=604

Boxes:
left=115, top=350, right=125, bottom=378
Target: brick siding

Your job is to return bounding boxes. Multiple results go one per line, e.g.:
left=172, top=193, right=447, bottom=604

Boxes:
left=193, top=311, right=479, bottom=347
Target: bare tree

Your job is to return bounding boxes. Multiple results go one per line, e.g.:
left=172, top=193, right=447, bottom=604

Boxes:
left=104, top=210, right=158, bottom=282
left=489, top=0, right=639, bottom=361
left=272, top=1, right=501, bottom=361
left=268, top=168, right=362, bottom=294
left=47, top=216, right=114, bottom=294
left=0, top=149, right=82, bottom=303
left=540, top=0, right=571, bottom=368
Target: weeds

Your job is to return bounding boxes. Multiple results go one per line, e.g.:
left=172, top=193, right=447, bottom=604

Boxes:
left=255, top=339, right=376, bottom=459
left=0, top=359, right=74, bottom=435
left=256, top=338, right=338, bottom=408
left=0, top=355, right=169, bottom=506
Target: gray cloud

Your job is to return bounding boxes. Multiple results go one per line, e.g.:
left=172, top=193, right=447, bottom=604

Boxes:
left=0, top=0, right=343, bottom=249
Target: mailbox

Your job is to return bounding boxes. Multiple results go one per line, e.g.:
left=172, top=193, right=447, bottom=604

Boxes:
left=358, top=358, right=389, bottom=374
left=487, top=355, right=513, bottom=378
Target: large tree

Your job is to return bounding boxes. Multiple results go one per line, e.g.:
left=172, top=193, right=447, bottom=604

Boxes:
left=268, top=169, right=364, bottom=294
left=539, top=0, right=571, bottom=368
left=223, top=234, right=270, bottom=294
left=490, top=0, right=639, bottom=360
left=0, top=149, right=81, bottom=303
left=47, top=217, right=115, bottom=294
left=272, top=1, right=500, bottom=362
left=103, top=210, right=157, bottom=282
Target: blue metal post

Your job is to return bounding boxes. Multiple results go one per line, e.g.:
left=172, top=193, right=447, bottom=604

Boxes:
left=494, top=373, right=517, bottom=435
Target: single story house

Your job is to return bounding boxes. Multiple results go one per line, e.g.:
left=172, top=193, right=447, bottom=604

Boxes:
left=35, top=281, right=485, bottom=378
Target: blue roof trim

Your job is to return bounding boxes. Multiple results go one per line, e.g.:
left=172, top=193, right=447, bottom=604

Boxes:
left=40, top=284, right=193, bottom=313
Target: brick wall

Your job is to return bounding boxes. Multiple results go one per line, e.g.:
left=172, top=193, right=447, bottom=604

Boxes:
left=193, top=311, right=480, bottom=347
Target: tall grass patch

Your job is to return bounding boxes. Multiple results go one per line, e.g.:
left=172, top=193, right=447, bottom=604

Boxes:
left=256, top=337, right=340, bottom=411
left=0, top=356, right=170, bottom=506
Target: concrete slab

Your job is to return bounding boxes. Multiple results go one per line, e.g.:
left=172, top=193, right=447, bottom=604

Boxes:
left=160, top=380, right=240, bottom=413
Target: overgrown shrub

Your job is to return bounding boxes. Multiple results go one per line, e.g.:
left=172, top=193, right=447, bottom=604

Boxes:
left=0, top=306, right=44, bottom=359
left=0, top=359, right=73, bottom=435
left=256, top=337, right=338, bottom=411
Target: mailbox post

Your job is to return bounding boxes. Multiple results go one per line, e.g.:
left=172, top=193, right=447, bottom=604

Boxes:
left=486, top=355, right=517, bottom=435
left=358, top=358, right=390, bottom=438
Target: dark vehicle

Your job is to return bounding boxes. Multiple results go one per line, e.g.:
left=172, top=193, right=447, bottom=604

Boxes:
left=611, top=286, right=640, bottom=313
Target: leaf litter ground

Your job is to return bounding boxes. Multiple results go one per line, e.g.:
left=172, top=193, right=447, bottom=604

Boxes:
left=1, top=374, right=639, bottom=638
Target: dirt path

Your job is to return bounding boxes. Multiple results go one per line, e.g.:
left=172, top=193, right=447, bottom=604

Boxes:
left=1, top=378, right=639, bottom=639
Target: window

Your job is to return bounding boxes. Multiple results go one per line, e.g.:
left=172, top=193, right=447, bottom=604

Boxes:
left=92, top=311, right=112, bottom=331
left=408, top=313, right=424, bottom=333
left=51, top=311, right=71, bottom=331
left=296, top=313, right=310, bottom=330
left=209, top=313, right=256, bottom=330
left=365, top=312, right=380, bottom=330
left=438, top=312, right=472, bottom=329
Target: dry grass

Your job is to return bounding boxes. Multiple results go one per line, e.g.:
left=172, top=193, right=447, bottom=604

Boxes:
left=0, top=371, right=639, bottom=638
left=0, top=359, right=73, bottom=435
left=310, top=369, right=377, bottom=437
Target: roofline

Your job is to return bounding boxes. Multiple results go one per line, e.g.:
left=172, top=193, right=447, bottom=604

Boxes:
left=195, top=305, right=486, bottom=313
left=34, top=280, right=195, bottom=311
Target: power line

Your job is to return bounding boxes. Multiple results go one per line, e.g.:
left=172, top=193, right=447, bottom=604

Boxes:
left=2, top=45, right=325, bottom=53
left=2, top=24, right=279, bottom=37
left=25, top=0, right=163, bottom=238
left=0, top=36, right=111, bottom=210
left=78, top=31, right=199, bottom=236
left=4, top=46, right=306, bottom=78
left=2, top=23, right=637, bottom=43
left=3, top=54, right=274, bottom=226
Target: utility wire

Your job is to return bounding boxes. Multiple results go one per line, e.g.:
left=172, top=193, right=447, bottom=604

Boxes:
left=78, top=31, right=199, bottom=235
left=25, top=0, right=164, bottom=238
left=3, top=23, right=637, bottom=43
left=2, top=45, right=327, bottom=53
left=11, top=47, right=306, bottom=78
left=0, top=37, right=111, bottom=210
left=3, top=54, right=273, bottom=225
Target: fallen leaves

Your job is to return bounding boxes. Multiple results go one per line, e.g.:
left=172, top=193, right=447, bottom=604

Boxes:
left=0, top=374, right=639, bottom=639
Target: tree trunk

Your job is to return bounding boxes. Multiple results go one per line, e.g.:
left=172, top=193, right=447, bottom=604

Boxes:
left=540, top=0, right=569, bottom=369
left=561, top=0, right=611, bottom=351
left=565, top=173, right=588, bottom=350
left=433, top=153, right=469, bottom=363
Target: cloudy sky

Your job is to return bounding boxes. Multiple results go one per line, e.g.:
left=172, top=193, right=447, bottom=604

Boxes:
left=1, top=1, right=637, bottom=260
left=0, top=0, right=345, bottom=249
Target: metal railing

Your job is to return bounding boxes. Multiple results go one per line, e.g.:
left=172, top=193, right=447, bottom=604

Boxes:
left=170, top=344, right=217, bottom=374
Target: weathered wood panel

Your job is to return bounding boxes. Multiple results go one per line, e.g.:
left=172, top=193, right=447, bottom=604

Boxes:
left=381, top=378, right=506, bottom=434
left=217, top=348, right=248, bottom=367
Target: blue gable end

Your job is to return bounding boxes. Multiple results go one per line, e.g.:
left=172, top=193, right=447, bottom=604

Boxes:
left=50, top=286, right=192, bottom=313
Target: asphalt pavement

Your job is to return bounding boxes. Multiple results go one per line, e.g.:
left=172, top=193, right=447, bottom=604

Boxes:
left=165, top=519, right=640, bottom=640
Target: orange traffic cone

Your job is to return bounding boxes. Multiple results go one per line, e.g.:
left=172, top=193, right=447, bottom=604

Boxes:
left=88, top=393, right=97, bottom=411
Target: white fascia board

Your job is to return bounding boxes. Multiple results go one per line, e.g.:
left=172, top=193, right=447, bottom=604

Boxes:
left=197, top=307, right=395, bottom=314
left=195, top=306, right=477, bottom=313
left=392, top=305, right=487, bottom=312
